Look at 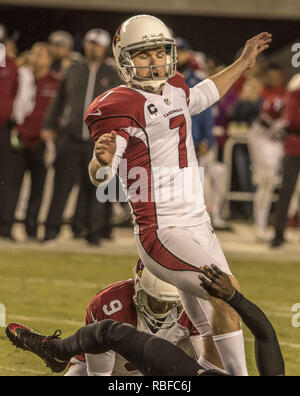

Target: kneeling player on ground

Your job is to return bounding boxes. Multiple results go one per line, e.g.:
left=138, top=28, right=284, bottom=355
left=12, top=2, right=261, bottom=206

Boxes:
left=6, top=265, right=285, bottom=376
left=65, top=260, right=222, bottom=376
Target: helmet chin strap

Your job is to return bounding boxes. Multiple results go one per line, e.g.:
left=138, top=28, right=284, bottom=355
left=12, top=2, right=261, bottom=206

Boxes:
left=131, top=78, right=167, bottom=93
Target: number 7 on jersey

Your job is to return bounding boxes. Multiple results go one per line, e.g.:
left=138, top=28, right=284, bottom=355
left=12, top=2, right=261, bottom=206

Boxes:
left=169, top=114, right=188, bottom=169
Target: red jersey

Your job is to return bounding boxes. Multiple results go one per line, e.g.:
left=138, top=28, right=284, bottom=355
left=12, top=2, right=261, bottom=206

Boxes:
left=85, top=279, right=198, bottom=336
left=17, top=72, right=60, bottom=147
left=0, top=56, right=18, bottom=127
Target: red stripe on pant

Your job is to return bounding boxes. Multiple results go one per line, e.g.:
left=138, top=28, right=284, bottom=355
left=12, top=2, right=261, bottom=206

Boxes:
left=139, top=229, right=199, bottom=272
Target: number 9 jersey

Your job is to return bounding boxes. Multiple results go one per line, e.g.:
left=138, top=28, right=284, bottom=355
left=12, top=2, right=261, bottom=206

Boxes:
left=85, top=72, right=220, bottom=234
left=67, top=279, right=201, bottom=376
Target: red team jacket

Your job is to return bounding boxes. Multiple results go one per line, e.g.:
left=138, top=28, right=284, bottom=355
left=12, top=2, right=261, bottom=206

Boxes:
left=17, top=72, right=60, bottom=147
left=0, top=56, right=18, bottom=128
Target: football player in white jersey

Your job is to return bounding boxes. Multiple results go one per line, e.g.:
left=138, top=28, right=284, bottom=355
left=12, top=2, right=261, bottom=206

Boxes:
left=65, top=260, right=224, bottom=376
left=86, top=15, right=272, bottom=376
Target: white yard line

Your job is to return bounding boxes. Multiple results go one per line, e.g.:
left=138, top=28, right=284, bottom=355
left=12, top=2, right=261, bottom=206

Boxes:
left=0, top=275, right=103, bottom=290
left=0, top=365, right=47, bottom=375
left=260, top=301, right=295, bottom=312
left=244, top=337, right=300, bottom=350
left=263, top=310, right=293, bottom=319
left=277, top=340, right=300, bottom=350
left=7, top=314, right=83, bottom=327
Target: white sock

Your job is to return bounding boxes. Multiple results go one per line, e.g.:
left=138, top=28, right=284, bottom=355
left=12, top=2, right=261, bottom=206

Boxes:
left=197, top=355, right=228, bottom=375
left=213, top=330, right=248, bottom=376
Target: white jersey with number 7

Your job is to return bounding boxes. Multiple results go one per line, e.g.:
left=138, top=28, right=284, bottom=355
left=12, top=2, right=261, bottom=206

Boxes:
left=85, top=72, right=220, bottom=234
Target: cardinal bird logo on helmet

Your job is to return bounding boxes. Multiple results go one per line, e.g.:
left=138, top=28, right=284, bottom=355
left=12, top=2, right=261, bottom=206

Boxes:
left=136, top=258, right=145, bottom=278
left=113, top=25, right=121, bottom=47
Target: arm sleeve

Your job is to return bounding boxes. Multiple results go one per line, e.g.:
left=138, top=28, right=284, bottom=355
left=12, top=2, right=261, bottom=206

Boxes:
left=189, top=79, right=220, bottom=117
left=227, top=291, right=285, bottom=376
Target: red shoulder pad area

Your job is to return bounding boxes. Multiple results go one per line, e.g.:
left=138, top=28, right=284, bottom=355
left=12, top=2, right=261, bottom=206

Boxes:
left=178, top=311, right=199, bottom=336
left=84, top=86, right=147, bottom=141
left=168, top=72, right=190, bottom=104
left=85, top=279, right=137, bottom=327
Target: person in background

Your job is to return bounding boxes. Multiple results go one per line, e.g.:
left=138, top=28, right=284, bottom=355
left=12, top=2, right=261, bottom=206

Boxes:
left=286, top=176, right=300, bottom=228
left=230, top=76, right=263, bottom=219
left=206, top=58, right=238, bottom=164
left=271, top=74, right=300, bottom=247
left=0, top=24, right=19, bottom=240
left=4, top=37, right=18, bottom=59
left=248, top=64, right=286, bottom=241
left=16, top=50, right=30, bottom=68
left=176, top=37, right=230, bottom=230
left=41, top=28, right=121, bottom=246
left=232, top=77, right=263, bottom=125
left=48, top=30, right=81, bottom=76
left=8, top=42, right=60, bottom=240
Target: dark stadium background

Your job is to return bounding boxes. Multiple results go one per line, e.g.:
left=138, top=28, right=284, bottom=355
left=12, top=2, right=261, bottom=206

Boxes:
left=1, top=5, right=299, bottom=65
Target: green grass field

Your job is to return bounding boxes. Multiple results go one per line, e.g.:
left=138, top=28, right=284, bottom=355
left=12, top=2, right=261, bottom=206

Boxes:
left=0, top=249, right=299, bottom=376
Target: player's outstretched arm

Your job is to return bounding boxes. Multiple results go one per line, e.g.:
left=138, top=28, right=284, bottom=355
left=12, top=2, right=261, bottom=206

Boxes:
left=199, top=265, right=285, bottom=376
left=210, top=32, right=272, bottom=98
left=89, top=131, right=117, bottom=186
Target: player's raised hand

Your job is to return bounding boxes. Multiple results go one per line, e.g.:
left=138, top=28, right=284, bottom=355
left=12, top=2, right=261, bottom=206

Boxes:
left=95, top=131, right=117, bottom=166
left=199, top=264, right=236, bottom=301
left=240, top=32, right=272, bottom=69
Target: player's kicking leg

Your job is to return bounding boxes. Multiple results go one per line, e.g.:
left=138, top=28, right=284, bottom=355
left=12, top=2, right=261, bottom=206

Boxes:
left=135, top=222, right=248, bottom=376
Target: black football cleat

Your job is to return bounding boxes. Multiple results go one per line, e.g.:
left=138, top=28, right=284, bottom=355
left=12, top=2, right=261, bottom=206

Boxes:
left=270, top=235, right=285, bottom=248
left=6, top=322, right=68, bottom=373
